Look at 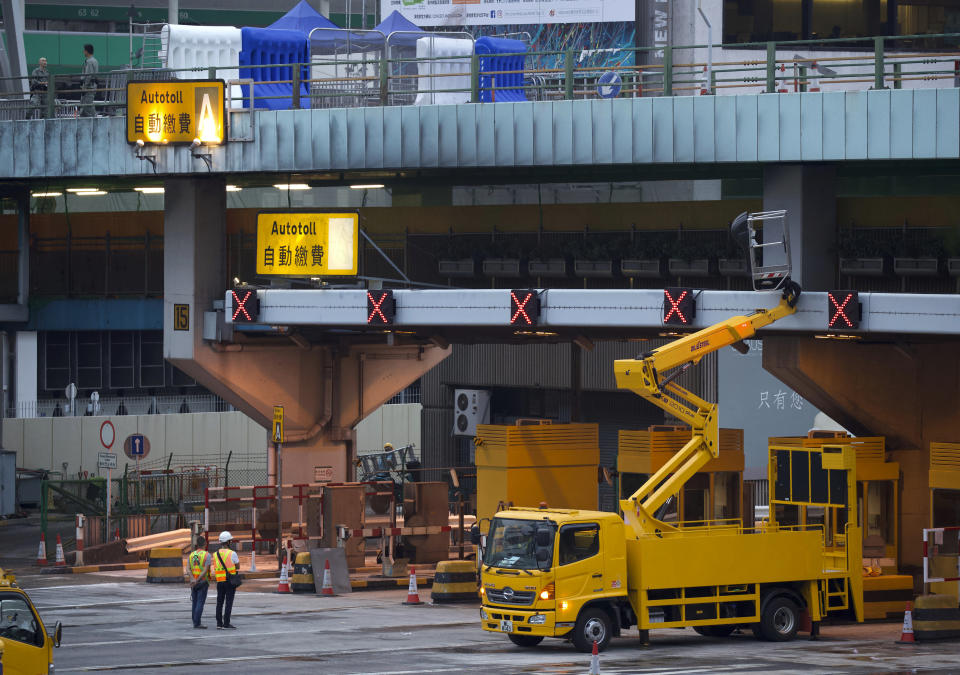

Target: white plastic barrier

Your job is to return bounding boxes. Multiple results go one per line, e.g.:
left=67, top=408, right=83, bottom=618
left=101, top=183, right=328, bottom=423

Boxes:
left=414, top=36, right=473, bottom=106
left=161, top=24, right=243, bottom=104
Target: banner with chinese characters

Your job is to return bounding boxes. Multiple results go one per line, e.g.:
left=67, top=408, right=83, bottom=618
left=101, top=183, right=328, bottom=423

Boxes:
left=126, top=80, right=225, bottom=145
left=256, top=212, right=359, bottom=276
left=385, top=0, right=633, bottom=26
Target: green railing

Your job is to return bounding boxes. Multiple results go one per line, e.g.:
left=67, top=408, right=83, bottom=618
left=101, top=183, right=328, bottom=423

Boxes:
left=0, top=32, right=958, bottom=121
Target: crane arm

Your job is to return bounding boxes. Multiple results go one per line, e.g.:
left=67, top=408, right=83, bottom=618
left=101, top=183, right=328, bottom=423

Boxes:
left=614, top=280, right=800, bottom=538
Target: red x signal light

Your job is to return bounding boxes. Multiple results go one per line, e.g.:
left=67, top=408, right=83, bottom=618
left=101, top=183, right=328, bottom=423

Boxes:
left=663, top=287, right=695, bottom=326
left=827, top=291, right=861, bottom=329
left=510, top=289, right=540, bottom=326
left=230, top=287, right=260, bottom=323
left=367, top=290, right=396, bottom=325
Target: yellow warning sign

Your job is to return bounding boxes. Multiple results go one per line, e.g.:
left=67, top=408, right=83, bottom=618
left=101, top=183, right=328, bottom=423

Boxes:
left=256, top=212, right=359, bottom=277
left=126, top=80, right=225, bottom=145
left=273, top=406, right=284, bottom=444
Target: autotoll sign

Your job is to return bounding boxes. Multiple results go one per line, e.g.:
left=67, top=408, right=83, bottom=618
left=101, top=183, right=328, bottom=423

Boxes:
left=126, top=80, right=225, bottom=145
left=256, top=212, right=359, bottom=277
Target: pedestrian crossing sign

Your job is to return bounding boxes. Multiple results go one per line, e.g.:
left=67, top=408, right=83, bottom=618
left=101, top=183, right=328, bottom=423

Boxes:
left=273, top=405, right=284, bottom=444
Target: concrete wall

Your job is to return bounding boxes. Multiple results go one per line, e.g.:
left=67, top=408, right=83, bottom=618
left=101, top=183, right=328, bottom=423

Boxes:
left=1, top=411, right=268, bottom=476
left=2, top=403, right=420, bottom=476
left=355, top=403, right=422, bottom=456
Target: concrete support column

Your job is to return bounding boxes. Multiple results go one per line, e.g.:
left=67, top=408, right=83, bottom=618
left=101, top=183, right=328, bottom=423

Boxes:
left=764, top=336, right=960, bottom=572
left=14, top=331, right=36, bottom=419
left=163, top=177, right=450, bottom=494
left=762, top=165, right=837, bottom=291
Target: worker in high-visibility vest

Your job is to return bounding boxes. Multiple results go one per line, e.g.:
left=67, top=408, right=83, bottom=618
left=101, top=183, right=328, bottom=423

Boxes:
left=212, top=531, right=240, bottom=629
left=188, top=536, right=212, bottom=629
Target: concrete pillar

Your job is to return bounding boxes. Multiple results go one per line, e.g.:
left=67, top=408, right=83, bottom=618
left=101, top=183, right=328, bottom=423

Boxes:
left=14, top=331, right=36, bottom=419
left=764, top=336, right=960, bottom=572
left=762, top=165, right=837, bottom=291
left=163, top=177, right=449, bottom=491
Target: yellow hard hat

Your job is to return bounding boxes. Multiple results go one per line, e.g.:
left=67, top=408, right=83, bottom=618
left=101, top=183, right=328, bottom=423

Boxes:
left=383, top=442, right=394, bottom=451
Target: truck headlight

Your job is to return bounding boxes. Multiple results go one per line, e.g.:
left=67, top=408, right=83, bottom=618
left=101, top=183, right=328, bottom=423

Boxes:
left=529, top=614, right=547, bottom=625
left=480, top=608, right=488, bottom=620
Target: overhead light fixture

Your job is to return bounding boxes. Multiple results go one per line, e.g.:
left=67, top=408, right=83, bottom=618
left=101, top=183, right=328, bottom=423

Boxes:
left=74, top=190, right=107, bottom=196
left=31, top=192, right=62, bottom=197
left=513, top=330, right=558, bottom=337
left=67, top=188, right=99, bottom=193
left=349, top=184, right=385, bottom=190
left=226, top=185, right=242, bottom=192
left=134, top=187, right=164, bottom=194
left=814, top=334, right=861, bottom=341
left=274, top=183, right=311, bottom=190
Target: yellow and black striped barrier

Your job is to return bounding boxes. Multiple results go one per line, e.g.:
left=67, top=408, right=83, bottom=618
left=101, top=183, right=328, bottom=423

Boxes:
left=291, top=552, right=315, bottom=593
left=430, top=560, right=478, bottom=603
left=146, top=547, right=184, bottom=584
left=914, top=593, right=960, bottom=641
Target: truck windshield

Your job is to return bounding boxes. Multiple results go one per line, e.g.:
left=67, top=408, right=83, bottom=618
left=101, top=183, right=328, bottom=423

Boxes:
left=484, top=518, right=554, bottom=570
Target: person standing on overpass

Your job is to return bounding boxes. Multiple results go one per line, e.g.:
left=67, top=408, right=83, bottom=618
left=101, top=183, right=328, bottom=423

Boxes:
left=29, top=57, right=49, bottom=118
left=188, top=536, right=212, bottom=629
left=80, top=44, right=99, bottom=117
left=212, top=531, right=240, bottom=629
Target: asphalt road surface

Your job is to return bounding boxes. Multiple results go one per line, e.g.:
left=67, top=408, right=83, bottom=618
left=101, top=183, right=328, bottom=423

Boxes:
left=12, top=571, right=959, bottom=674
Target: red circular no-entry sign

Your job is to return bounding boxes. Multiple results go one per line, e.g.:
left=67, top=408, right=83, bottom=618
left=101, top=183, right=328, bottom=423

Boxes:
left=100, top=420, right=115, bottom=449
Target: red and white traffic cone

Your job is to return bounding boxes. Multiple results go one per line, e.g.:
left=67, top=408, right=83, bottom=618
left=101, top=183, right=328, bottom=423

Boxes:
left=403, top=567, right=423, bottom=605
left=320, top=559, right=336, bottom=597
left=589, top=639, right=600, bottom=674
left=699, top=65, right=709, bottom=95
left=276, top=558, right=291, bottom=593
left=896, top=601, right=916, bottom=644
left=37, top=532, right=47, bottom=566
left=54, top=534, right=66, bottom=567
left=777, top=63, right=788, bottom=93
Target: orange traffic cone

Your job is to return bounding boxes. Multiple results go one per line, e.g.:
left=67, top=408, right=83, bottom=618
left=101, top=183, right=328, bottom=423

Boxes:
left=589, top=639, right=600, bottom=674
left=37, top=532, right=47, bottom=566
left=896, top=601, right=916, bottom=644
left=320, top=559, right=336, bottom=597
left=277, top=558, right=291, bottom=593
left=54, top=534, right=66, bottom=566
left=403, top=567, right=424, bottom=605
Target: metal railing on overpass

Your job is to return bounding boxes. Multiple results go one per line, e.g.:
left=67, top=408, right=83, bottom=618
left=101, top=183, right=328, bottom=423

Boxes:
left=1, top=33, right=959, bottom=120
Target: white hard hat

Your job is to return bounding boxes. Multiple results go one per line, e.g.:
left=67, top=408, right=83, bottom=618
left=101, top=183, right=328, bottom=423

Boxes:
left=218, top=531, right=232, bottom=544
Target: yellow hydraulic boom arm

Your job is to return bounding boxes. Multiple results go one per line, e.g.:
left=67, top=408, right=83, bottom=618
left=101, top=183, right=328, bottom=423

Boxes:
left=614, top=279, right=801, bottom=538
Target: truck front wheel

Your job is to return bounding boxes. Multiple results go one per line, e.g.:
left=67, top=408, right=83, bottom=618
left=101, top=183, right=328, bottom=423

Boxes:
left=758, top=596, right=799, bottom=642
left=572, top=608, right=612, bottom=652
left=508, top=634, right=543, bottom=647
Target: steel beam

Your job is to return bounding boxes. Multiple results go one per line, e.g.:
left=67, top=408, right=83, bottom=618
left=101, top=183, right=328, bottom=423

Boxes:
left=225, top=288, right=960, bottom=337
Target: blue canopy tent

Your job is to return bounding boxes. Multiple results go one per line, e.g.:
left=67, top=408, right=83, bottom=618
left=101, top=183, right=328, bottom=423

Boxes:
left=375, top=11, right=423, bottom=48
left=268, top=0, right=338, bottom=33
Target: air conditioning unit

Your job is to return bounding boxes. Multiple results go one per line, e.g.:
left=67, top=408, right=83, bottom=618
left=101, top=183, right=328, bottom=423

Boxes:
left=453, top=389, right=491, bottom=437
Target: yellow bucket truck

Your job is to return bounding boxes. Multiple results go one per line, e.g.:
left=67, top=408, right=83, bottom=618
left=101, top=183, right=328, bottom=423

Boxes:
left=479, top=212, right=864, bottom=650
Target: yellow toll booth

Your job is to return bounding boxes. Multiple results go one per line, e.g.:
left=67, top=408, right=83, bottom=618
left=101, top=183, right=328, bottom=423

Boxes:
left=770, top=434, right=911, bottom=620
left=618, top=426, right=744, bottom=526
left=474, top=422, right=600, bottom=523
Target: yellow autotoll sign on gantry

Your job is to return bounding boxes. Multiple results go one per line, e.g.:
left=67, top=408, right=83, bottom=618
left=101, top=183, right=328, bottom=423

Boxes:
left=256, top=212, right=359, bottom=276
left=126, top=80, right=225, bottom=145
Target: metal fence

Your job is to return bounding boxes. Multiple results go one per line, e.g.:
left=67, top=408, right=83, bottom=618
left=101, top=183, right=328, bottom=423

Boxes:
left=10, top=393, right=230, bottom=419
left=1, top=33, right=959, bottom=121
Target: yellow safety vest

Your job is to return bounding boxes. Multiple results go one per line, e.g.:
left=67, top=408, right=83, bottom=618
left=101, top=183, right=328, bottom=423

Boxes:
left=189, top=550, right=210, bottom=581
left=212, top=547, right=237, bottom=582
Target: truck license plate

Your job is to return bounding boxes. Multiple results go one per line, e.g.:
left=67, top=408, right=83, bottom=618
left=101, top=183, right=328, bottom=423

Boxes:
left=499, top=619, right=513, bottom=632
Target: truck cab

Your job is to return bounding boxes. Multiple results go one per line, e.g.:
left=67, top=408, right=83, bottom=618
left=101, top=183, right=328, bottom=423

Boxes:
left=0, top=569, right=61, bottom=675
left=480, top=507, right=628, bottom=651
